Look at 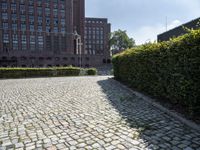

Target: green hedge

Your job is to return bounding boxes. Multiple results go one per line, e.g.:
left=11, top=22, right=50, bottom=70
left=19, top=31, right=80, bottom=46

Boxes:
left=0, top=67, right=97, bottom=78
left=112, top=29, right=200, bottom=117
left=86, top=68, right=97, bottom=75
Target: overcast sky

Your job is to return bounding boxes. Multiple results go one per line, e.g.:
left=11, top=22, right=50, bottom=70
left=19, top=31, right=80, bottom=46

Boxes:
left=85, top=0, right=200, bottom=45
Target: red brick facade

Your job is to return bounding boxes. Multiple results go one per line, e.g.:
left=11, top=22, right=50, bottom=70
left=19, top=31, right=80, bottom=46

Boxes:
left=0, top=0, right=111, bottom=67
left=85, top=18, right=111, bottom=67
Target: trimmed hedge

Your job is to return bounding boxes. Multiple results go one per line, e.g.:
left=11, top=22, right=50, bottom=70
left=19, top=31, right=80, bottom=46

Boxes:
left=0, top=67, right=97, bottom=78
left=112, top=29, right=200, bottom=117
left=86, top=68, right=97, bottom=75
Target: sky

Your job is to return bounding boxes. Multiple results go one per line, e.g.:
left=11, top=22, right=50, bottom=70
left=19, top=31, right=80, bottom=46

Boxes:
left=85, top=0, right=200, bottom=45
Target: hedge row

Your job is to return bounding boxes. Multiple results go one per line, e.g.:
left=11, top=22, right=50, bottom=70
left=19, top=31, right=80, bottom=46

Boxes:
left=112, top=29, right=200, bottom=117
left=86, top=68, right=98, bottom=75
left=0, top=67, right=97, bottom=78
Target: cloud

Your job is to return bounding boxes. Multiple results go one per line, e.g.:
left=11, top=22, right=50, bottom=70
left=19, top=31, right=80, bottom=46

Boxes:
left=168, top=20, right=182, bottom=29
left=131, top=20, right=182, bottom=45
left=86, top=0, right=200, bottom=45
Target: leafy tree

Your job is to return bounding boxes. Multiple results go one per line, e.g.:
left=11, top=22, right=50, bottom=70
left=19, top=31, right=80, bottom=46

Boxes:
left=109, top=29, right=135, bottom=52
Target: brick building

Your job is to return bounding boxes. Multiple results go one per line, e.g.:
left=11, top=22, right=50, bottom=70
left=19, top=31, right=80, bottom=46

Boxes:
left=158, top=17, right=200, bottom=42
left=0, top=0, right=111, bottom=67
left=85, top=18, right=111, bottom=67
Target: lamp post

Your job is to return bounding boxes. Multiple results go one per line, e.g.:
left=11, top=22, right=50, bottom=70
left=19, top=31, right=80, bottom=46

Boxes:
left=74, top=31, right=82, bottom=68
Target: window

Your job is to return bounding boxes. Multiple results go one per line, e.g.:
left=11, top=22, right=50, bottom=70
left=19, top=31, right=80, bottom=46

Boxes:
left=37, top=0, right=42, bottom=5
left=38, top=16, right=43, bottom=24
left=53, top=27, right=58, bottom=33
left=13, top=43, right=18, bottom=50
left=21, top=15, right=26, bottom=22
left=60, top=10, right=65, bottom=17
left=45, top=8, right=50, bottom=16
left=12, top=34, right=18, bottom=50
left=61, top=19, right=65, bottom=26
left=38, top=26, right=43, bottom=32
left=11, top=3, right=17, bottom=11
left=2, top=3, right=7, bottom=10
left=54, top=19, right=58, bottom=26
left=21, top=35, right=26, bottom=43
left=47, top=57, right=52, bottom=60
left=61, top=28, right=65, bottom=33
left=100, top=34, right=103, bottom=39
left=37, top=7, right=43, bottom=15
left=55, top=57, right=60, bottom=61
left=45, top=0, right=50, bottom=7
left=2, top=13, right=8, bottom=20
left=3, top=23, right=8, bottom=30
left=38, top=36, right=44, bottom=50
left=60, top=3, right=65, bottom=9
left=21, top=57, right=27, bottom=61
left=63, top=57, right=68, bottom=61
left=21, top=35, right=27, bottom=50
left=38, top=36, right=44, bottom=43
left=53, top=3, right=58, bottom=8
left=29, top=6, right=34, bottom=14
left=30, top=25, right=34, bottom=31
left=20, top=5, right=25, bottom=13
left=29, top=0, right=34, bottom=5
left=46, top=26, right=51, bottom=32
left=12, top=14, right=17, bottom=21
left=29, top=16, right=34, bottom=23
left=12, top=24, right=17, bottom=30
left=12, top=34, right=18, bottom=43
left=53, top=9, right=58, bottom=17
left=30, top=35, right=35, bottom=44
left=21, top=24, right=26, bottom=31
left=46, top=17, right=50, bottom=25
left=20, top=0, right=25, bottom=4
left=39, top=57, right=44, bottom=60
left=3, top=34, right=9, bottom=43
left=30, top=35, right=35, bottom=50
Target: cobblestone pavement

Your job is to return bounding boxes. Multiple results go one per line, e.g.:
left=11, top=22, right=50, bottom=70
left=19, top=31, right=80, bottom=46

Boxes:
left=0, top=76, right=200, bottom=150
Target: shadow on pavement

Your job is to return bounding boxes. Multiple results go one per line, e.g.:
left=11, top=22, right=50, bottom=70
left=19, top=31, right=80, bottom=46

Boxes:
left=97, top=78, right=199, bottom=150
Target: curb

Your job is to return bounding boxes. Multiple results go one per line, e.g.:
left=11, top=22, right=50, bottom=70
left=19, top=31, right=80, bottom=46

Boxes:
left=109, top=78, right=200, bottom=132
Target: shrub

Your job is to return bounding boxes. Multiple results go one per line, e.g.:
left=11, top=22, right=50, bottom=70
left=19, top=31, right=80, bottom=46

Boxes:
left=55, top=67, right=81, bottom=76
left=86, top=68, right=97, bottom=75
left=0, top=67, right=98, bottom=79
left=112, top=29, right=200, bottom=117
left=0, top=67, right=82, bottom=78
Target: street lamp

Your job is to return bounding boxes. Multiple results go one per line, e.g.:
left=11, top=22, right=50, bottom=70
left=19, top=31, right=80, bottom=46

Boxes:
left=74, top=30, right=82, bottom=68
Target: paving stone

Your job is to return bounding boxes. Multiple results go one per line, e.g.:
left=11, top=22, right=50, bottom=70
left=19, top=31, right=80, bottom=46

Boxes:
left=111, top=140, right=120, bottom=145
left=56, top=143, right=66, bottom=149
left=26, top=145, right=35, bottom=150
left=0, top=76, right=199, bottom=149
left=92, top=143, right=101, bottom=148
left=15, top=143, right=24, bottom=148
left=68, top=140, right=78, bottom=146
left=117, top=144, right=126, bottom=149
left=15, top=148, right=24, bottom=150
left=184, top=147, right=194, bottom=150
left=105, top=145, right=116, bottom=150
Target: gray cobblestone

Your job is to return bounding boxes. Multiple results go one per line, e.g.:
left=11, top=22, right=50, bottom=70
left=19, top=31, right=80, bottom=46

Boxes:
left=0, top=76, right=199, bottom=149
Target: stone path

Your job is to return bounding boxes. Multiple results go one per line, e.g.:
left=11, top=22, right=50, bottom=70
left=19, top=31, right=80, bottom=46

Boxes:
left=0, top=76, right=199, bottom=150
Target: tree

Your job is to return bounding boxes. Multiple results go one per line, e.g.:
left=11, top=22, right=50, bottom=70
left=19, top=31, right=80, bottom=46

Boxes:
left=109, top=29, right=135, bottom=52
